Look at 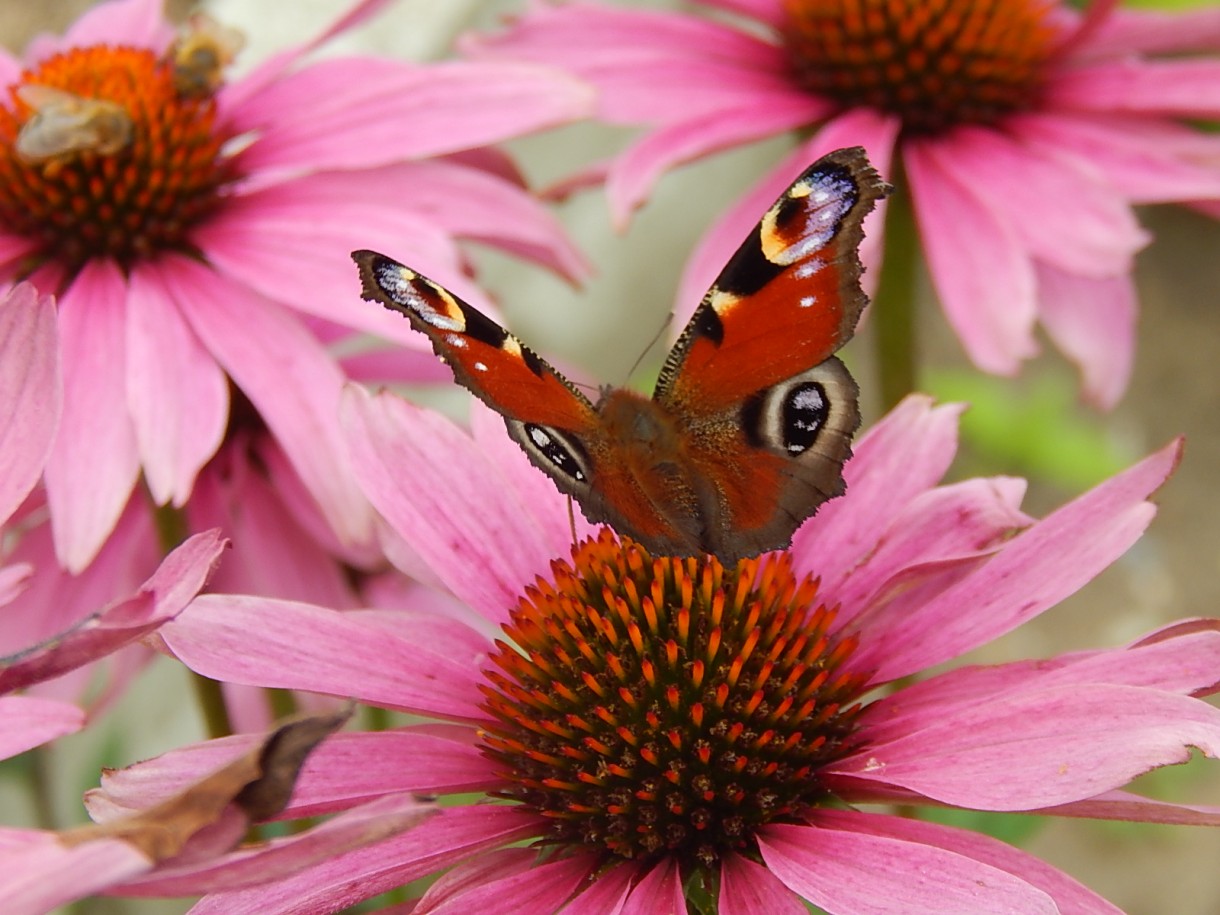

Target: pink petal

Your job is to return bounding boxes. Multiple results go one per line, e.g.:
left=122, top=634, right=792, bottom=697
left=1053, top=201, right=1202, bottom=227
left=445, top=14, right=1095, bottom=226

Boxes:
left=1050, top=59, right=1220, bottom=118
left=1036, top=263, right=1135, bottom=410
left=168, top=255, right=374, bottom=550
left=58, top=0, right=171, bottom=52
left=44, top=261, right=140, bottom=572
left=416, top=848, right=595, bottom=914
left=0, top=696, right=83, bottom=758
left=0, top=562, right=32, bottom=606
left=469, top=2, right=788, bottom=121
left=758, top=819, right=1057, bottom=914
left=828, top=477, right=1030, bottom=629
left=112, top=794, right=434, bottom=897
left=720, top=852, right=806, bottom=915
left=838, top=685, right=1220, bottom=810
left=160, top=594, right=488, bottom=722
left=806, top=809, right=1124, bottom=915
left=0, top=530, right=225, bottom=694
left=342, top=387, right=560, bottom=625
left=851, top=440, right=1180, bottom=682
left=187, top=805, right=537, bottom=914
left=186, top=447, right=357, bottom=609
left=695, top=0, right=785, bottom=29
left=230, top=59, right=592, bottom=176
left=0, top=830, right=150, bottom=915
left=904, top=136, right=1038, bottom=374
left=1042, top=789, right=1220, bottom=828
left=792, top=396, right=962, bottom=596
left=607, top=94, right=827, bottom=225
left=0, top=282, right=59, bottom=523
left=560, top=861, right=636, bottom=915
left=125, top=262, right=228, bottom=506
left=622, top=858, right=685, bottom=915
left=218, top=0, right=397, bottom=111
left=946, top=127, right=1147, bottom=278
left=1014, top=112, right=1220, bottom=204
left=1083, top=6, right=1220, bottom=56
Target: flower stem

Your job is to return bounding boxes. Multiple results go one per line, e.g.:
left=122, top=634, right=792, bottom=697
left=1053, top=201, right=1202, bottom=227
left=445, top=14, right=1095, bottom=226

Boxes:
left=870, top=168, right=920, bottom=411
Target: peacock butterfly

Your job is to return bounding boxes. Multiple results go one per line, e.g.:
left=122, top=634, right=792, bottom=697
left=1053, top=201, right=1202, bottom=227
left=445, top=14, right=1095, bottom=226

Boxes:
left=353, top=147, right=888, bottom=563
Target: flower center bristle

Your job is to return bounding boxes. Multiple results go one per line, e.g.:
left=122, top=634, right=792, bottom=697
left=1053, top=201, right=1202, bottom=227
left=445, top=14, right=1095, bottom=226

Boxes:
left=782, top=0, right=1057, bottom=134
left=0, top=42, right=234, bottom=277
left=479, top=530, right=868, bottom=870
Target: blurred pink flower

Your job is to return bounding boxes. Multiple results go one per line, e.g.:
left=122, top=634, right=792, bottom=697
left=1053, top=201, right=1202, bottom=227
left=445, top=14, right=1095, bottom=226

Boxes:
left=0, top=0, right=591, bottom=571
left=118, top=391, right=1220, bottom=913
left=470, top=0, right=1220, bottom=408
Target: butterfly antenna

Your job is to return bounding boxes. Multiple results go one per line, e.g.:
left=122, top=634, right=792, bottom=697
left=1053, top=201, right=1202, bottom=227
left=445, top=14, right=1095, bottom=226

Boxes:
left=625, top=311, right=674, bottom=383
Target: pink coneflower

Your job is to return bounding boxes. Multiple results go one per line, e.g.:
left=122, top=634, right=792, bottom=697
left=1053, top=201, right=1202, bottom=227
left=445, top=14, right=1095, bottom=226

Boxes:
left=470, top=0, right=1220, bottom=408
left=120, top=390, right=1220, bottom=913
left=0, top=0, right=590, bottom=571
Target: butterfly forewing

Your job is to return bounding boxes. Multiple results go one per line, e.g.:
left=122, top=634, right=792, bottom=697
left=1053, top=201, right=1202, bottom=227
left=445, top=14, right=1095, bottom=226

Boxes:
left=655, top=147, right=887, bottom=415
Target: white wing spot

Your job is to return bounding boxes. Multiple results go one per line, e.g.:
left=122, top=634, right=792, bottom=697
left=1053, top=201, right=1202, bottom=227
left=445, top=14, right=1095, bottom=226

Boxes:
left=799, top=295, right=817, bottom=308
left=445, top=334, right=468, bottom=349
left=474, top=361, right=488, bottom=372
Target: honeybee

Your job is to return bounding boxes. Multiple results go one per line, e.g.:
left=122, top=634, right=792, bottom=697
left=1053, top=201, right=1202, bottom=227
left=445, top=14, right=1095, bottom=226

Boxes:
left=168, top=12, right=245, bottom=97
left=14, top=85, right=133, bottom=165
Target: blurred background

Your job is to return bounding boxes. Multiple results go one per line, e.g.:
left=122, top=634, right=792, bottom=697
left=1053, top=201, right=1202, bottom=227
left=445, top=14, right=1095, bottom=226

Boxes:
left=1, top=1, right=1217, bottom=912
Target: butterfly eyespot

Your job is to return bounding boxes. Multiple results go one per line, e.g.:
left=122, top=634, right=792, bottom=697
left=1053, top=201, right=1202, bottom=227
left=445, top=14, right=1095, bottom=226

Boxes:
left=509, top=421, right=591, bottom=487
left=741, top=362, right=855, bottom=459
left=782, top=382, right=829, bottom=453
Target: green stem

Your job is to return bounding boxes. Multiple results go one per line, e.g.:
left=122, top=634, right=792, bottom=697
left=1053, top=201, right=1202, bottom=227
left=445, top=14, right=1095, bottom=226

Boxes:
left=870, top=167, right=921, bottom=411
left=191, top=671, right=234, bottom=740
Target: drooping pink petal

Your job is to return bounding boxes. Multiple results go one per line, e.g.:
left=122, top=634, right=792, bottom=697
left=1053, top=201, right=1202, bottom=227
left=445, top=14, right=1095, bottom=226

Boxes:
left=560, top=860, right=636, bottom=915
left=56, top=0, right=171, bottom=54
left=0, top=562, right=32, bottom=607
left=1050, top=59, right=1220, bottom=118
left=720, top=852, right=806, bottom=915
left=606, top=94, right=828, bottom=226
left=694, top=0, right=786, bottom=29
left=1036, top=263, right=1135, bottom=410
left=904, top=136, right=1038, bottom=374
left=44, top=260, right=140, bottom=572
left=468, top=2, right=789, bottom=121
left=186, top=446, right=357, bottom=608
left=229, top=58, right=592, bottom=177
left=0, top=282, right=59, bottom=524
left=342, top=386, right=559, bottom=625
left=834, top=684, right=1220, bottom=810
left=1014, top=112, right=1220, bottom=204
left=622, top=858, right=685, bottom=915
left=0, top=696, right=83, bottom=759
left=1040, top=789, right=1220, bottom=828
left=188, top=805, right=538, bottom=914
left=159, top=594, right=488, bottom=722
left=193, top=183, right=461, bottom=349
left=826, top=477, right=1030, bottom=628
left=792, top=396, right=962, bottom=593
left=806, top=809, right=1124, bottom=915
left=217, top=0, right=396, bottom=111
left=0, top=829, right=151, bottom=915
left=0, top=530, right=225, bottom=694
left=414, top=848, right=596, bottom=915
left=110, top=794, right=435, bottom=898
left=850, top=439, right=1180, bottom=682
left=945, top=127, right=1147, bottom=278
left=125, top=262, right=228, bottom=506
left=758, top=818, right=1057, bottom=914
left=1082, top=6, right=1220, bottom=56
left=93, top=727, right=495, bottom=819
left=167, top=255, right=374, bottom=551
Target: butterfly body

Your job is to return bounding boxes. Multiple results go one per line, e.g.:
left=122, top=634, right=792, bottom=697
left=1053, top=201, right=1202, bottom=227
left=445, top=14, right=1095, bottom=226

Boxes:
left=354, top=147, right=888, bottom=563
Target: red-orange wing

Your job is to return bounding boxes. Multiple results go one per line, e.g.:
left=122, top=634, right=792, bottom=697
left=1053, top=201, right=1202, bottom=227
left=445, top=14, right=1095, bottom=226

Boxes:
left=654, top=147, right=887, bottom=415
